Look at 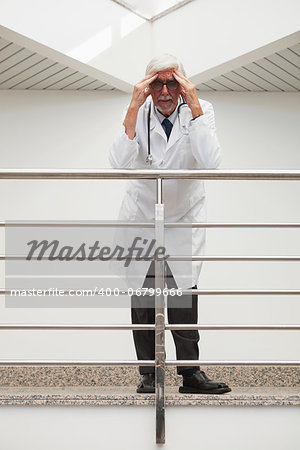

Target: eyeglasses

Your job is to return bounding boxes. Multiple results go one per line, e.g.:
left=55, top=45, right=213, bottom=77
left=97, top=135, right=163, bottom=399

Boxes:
left=150, top=79, right=179, bottom=92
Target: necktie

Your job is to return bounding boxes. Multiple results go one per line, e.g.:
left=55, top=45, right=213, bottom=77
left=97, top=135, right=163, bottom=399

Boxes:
left=162, top=118, right=173, bottom=141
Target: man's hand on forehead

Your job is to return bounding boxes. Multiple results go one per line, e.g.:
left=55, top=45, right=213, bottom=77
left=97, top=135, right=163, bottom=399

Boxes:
left=157, top=69, right=175, bottom=79
left=123, top=72, right=158, bottom=139
left=173, top=69, right=203, bottom=119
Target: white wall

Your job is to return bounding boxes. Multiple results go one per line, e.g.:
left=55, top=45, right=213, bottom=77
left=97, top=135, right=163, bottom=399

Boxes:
left=72, top=0, right=300, bottom=84
left=151, top=0, right=300, bottom=77
left=86, top=0, right=300, bottom=83
left=0, top=406, right=299, bottom=450
left=0, top=0, right=146, bottom=58
left=0, top=90, right=299, bottom=362
left=1, top=1, right=300, bottom=85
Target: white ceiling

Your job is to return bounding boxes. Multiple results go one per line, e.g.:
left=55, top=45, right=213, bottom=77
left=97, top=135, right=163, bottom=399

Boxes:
left=0, top=21, right=299, bottom=93
left=196, top=43, right=300, bottom=92
left=110, top=0, right=194, bottom=21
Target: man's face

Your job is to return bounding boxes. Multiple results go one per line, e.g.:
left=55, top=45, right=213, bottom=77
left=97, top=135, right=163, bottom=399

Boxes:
left=149, top=69, right=181, bottom=116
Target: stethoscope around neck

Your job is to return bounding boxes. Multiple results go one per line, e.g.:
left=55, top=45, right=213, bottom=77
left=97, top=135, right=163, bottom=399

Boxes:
left=146, top=95, right=187, bottom=165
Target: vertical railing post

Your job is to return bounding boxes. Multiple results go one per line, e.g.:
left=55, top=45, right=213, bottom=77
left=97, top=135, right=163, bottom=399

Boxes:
left=155, top=177, right=165, bottom=444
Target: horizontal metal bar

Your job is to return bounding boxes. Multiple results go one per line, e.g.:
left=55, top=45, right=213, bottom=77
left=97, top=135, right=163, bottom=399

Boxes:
left=1, top=221, right=300, bottom=228
left=0, top=360, right=298, bottom=366
left=169, top=256, right=300, bottom=261
left=0, top=324, right=156, bottom=330
left=174, top=223, right=300, bottom=228
left=166, top=360, right=300, bottom=366
left=0, top=169, right=300, bottom=180
left=1, top=289, right=300, bottom=295
left=166, top=325, right=300, bottom=330
left=180, top=290, right=300, bottom=295
left=0, top=360, right=155, bottom=366
left=1, top=255, right=300, bottom=261
left=0, top=324, right=299, bottom=330
left=0, top=221, right=158, bottom=228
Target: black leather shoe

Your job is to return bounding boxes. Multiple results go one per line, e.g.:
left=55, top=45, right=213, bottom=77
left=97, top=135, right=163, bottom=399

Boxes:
left=136, top=373, right=155, bottom=393
left=179, top=370, right=231, bottom=394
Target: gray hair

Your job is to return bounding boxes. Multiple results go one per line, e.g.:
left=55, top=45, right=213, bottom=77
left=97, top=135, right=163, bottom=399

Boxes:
left=145, top=54, right=186, bottom=76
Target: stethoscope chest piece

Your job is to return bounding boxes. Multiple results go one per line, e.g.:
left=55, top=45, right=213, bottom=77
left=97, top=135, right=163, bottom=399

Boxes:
left=145, top=154, right=153, bottom=165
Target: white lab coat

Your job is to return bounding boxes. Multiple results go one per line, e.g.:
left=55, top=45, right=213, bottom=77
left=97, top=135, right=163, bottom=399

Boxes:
left=109, top=96, right=221, bottom=290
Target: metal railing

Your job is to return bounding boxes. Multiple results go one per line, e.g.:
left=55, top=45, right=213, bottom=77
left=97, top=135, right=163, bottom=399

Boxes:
left=0, top=169, right=300, bottom=444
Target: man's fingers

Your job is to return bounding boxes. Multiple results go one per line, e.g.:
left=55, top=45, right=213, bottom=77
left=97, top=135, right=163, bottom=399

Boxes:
left=144, top=73, right=158, bottom=86
left=140, top=73, right=158, bottom=85
left=174, top=69, right=189, bottom=83
left=144, top=87, right=151, bottom=97
left=137, top=75, right=158, bottom=93
left=173, top=71, right=189, bottom=88
left=147, top=72, right=158, bottom=78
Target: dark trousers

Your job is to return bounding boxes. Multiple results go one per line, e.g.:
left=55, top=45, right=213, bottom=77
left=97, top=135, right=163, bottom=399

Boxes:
left=131, top=261, right=200, bottom=376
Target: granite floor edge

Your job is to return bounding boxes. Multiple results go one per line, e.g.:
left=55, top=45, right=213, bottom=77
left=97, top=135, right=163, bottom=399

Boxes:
left=1, top=365, right=299, bottom=387
left=0, top=387, right=299, bottom=407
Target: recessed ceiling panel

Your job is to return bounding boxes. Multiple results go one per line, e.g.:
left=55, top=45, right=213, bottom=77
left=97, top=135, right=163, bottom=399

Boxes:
left=111, top=0, right=193, bottom=20
left=196, top=43, right=300, bottom=92
left=0, top=35, right=118, bottom=91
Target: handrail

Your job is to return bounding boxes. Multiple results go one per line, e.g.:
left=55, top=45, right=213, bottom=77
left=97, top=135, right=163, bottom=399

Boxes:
left=1, top=168, right=300, bottom=444
left=0, top=360, right=299, bottom=366
left=1, top=289, right=300, bottom=295
left=0, top=168, right=300, bottom=179
left=2, top=255, right=300, bottom=261
left=0, top=324, right=299, bottom=330
left=1, top=221, right=300, bottom=227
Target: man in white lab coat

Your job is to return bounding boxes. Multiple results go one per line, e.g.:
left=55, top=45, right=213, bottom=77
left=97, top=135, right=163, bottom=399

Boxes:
left=109, top=54, right=231, bottom=394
